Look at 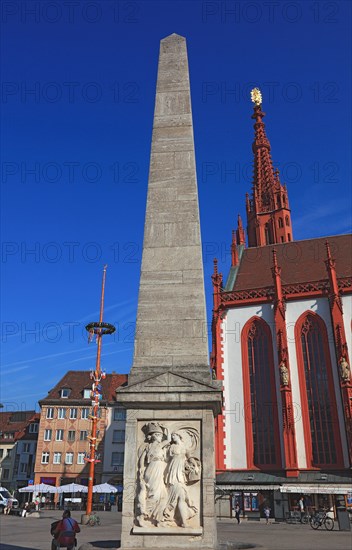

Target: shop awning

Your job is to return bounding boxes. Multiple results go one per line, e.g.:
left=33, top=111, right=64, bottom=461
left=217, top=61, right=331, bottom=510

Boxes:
left=216, top=484, right=351, bottom=494
left=216, top=485, right=281, bottom=491
left=280, top=485, right=351, bottom=494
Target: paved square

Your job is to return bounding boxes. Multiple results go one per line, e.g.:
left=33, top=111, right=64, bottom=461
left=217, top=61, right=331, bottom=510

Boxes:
left=0, top=512, right=351, bottom=550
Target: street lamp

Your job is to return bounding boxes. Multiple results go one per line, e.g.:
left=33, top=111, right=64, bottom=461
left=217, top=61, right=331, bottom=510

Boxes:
left=84, top=265, right=115, bottom=518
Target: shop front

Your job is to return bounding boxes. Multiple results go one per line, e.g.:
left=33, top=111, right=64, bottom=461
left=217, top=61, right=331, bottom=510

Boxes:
left=216, top=484, right=280, bottom=520
left=280, top=484, right=351, bottom=520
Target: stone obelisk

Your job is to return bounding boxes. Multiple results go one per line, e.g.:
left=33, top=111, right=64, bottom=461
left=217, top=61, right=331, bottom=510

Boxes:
left=117, top=34, right=222, bottom=550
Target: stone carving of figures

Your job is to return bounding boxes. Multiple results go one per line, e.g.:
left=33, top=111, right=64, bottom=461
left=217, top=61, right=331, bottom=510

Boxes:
left=136, top=422, right=169, bottom=527
left=339, top=357, right=351, bottom=382
left=163, top=430, right=200, bottom=528
left=279, top=362, right=289, bottom=386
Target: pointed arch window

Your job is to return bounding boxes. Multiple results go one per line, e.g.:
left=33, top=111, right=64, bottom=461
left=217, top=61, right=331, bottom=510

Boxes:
left=278, top=218, right=283, bottom=228
left=265, top=224, right=273, bottom=245
left=285, top=215, right=290, bottom=226
left=296, top=313, right=343, bottom=467
left=242, top=318, right=281, bottom=469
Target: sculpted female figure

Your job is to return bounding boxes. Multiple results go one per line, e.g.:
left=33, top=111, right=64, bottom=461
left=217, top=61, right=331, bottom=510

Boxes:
left=163, top=431, right=200, bottom=528
left=136, top=423, right=169, bottom=527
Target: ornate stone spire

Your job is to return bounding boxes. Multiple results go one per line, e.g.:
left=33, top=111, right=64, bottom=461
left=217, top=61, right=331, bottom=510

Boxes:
left=246, top=88, right=293, bottom=247
left=130, top=33, right=210, bottom=383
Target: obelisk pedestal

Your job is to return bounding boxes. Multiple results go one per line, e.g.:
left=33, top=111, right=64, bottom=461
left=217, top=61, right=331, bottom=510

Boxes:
left=117, top=34, right=222, bottom=549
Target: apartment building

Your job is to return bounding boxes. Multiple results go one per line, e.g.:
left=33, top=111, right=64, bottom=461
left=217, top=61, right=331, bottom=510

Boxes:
left=0, top=410, right=40, bottom=491
left=34, top=371, right=127, bottom=488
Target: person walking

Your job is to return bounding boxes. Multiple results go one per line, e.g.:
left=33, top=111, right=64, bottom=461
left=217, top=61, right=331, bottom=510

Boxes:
left=264, top=505, right=271, bottom=524
left=298, top=496, right=305, bottom=522
left=234, top=503, right=241, bottom=524
left=21, top=502, right=29, bottom=518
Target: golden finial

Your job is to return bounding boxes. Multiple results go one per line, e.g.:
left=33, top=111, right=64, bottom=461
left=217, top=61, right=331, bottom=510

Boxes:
left=251, top=87, right=262, bottom=106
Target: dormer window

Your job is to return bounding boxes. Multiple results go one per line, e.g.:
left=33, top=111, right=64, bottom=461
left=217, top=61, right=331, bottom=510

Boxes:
left=83, top=389, right=91, bottom=399
left=61, top=388, right=71, bottom=398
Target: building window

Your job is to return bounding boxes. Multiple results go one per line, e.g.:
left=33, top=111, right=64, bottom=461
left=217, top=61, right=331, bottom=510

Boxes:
left=0, top=449, right=3, bottom=459
left=264, top=223, right=273, bottom=245
left=296, top=313, right=343, bottom=467
left=46, top=408, right=54, bottom=419
left=29, top=423, right=38, bottom=433
left=2, top=469, right=9, bottom=479
left=53, top=452, right=61, bottom=464
left=243, top=492, right=259, bottom=512
left=111, top=452, right=124, bottom=466
left=242, top=318, right=281, bottom=468
left=4, top=432, right=14, bottom=439
left=41, top=452, right=50, bottom=464
left=278, top=217, right=283, bottom=228
left=56, top=429, right=64, bottom=441
left=19, top=463, right=27, bottom=474
left=83, top=389, right=91, bottom=399
left=23, top=443, right=30, bottom=453
left=77, top=453, right=85, bottom=465
left=68, top=430, right=75, bottom=442
left=288, top=233, right=291, bottom=241
left=81, top=408, right=89, bottom=420
left=80, top=430, right=88, bottom=441
left=69, top=408, right=77, bottom=420
left=57, top=408, right=66, bottom=419
left=61, top=388, right=71, bottom=398
left=285, top=215, right=290, bottom=226
left=113, top=408, right=126, bottom=421
left=112, top=430, right=125, bottom=443
left=65, top=452, right=74, bottom=465
left=7, top=449, right=11, bottom=457
left=44, top=429, right=52, bottom=441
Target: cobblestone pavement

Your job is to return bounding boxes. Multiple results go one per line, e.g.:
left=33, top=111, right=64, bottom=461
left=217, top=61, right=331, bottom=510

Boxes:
left=0, top=511, right=351, bottom=550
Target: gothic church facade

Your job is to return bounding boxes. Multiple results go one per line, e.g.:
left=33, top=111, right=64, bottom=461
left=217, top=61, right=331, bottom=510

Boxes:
left=211, top=90, right=352, bottom=519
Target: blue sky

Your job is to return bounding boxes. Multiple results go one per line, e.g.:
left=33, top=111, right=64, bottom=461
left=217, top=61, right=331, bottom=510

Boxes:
left=1, top=0, right=351, bottom=410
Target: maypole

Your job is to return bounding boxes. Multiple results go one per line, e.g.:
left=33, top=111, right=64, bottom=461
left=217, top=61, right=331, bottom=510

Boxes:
left=84, top=265, right=115, bottom=517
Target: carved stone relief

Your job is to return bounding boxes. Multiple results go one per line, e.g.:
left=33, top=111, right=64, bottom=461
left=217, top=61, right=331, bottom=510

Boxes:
left=135, top=421, right=201, bottom=529
left=339, top=357, right=351, bottom=382
left=279, top=362, right=289, bottom=386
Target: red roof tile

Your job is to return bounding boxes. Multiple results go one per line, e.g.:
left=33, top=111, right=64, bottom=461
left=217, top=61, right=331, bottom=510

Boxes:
left=231, top=234, right=352, bottom=291
left=39, top=371, right=128, bottom=404
left=0, top=410, right=39, bottom=442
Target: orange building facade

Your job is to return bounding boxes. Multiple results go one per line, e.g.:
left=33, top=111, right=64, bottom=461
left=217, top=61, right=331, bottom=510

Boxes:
left=34, top=371, right=127, bottom=492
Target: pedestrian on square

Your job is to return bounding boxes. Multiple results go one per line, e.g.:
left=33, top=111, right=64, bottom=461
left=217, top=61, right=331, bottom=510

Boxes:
left=51, top=510, right=80, bottom=550
left=234, top=503, right=241, bottom=524
left=264, top=505, right=270, bottom=524
left=21, top=502, right=29, bottom=518
left=298, top=496, right=305, bottom=522
left=4, top=497, right=13, bottom=514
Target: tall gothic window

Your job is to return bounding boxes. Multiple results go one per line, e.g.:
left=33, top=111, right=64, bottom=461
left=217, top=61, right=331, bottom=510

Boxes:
left=242, top=318, right=280, bottom=468
left=296, top=313, right=342, bottom=467
left=264, top=224, right=273, bottom=245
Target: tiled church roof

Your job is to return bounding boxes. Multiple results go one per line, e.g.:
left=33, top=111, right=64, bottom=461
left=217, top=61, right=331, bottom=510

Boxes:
left=230, top=234, right=351, bottom=291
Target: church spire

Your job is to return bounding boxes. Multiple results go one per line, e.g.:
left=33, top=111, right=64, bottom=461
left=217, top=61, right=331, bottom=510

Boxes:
left=246, top=88, right=293, bottom=247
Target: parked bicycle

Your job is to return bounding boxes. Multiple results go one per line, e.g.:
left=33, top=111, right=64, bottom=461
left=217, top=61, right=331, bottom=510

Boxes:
left=309, top=510, right=334, bottom=530
left=88, top=512, right=101, bottom=526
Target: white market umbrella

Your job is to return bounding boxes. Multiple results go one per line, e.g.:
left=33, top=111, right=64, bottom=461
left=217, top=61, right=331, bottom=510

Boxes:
left=56, top=483, right=88, bottom=494
left=92, top=483, right=118, bottom=494
left=19, top=483, right=57, bottom=493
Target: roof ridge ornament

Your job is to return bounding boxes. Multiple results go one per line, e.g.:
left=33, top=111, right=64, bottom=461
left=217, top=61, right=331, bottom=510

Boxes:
left=251, top=87, right=262, bottom=106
